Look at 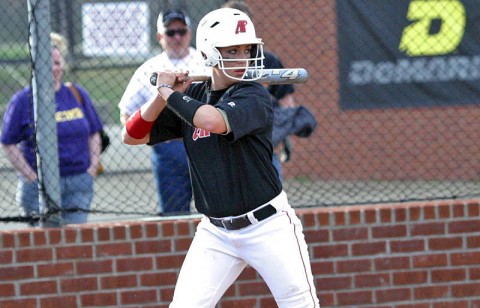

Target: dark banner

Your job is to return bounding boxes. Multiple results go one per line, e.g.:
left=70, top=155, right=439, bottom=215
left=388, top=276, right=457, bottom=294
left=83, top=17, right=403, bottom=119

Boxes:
left=336, top=0, right=480, bottom=109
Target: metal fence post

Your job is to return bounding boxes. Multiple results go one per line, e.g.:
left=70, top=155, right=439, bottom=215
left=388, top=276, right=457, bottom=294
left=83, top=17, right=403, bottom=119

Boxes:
left=28, top=0, right=62, bottom=227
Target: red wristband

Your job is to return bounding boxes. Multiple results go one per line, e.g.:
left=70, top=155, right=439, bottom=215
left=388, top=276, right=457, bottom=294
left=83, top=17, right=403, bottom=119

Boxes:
left=125, top=109, right=155, bottom=139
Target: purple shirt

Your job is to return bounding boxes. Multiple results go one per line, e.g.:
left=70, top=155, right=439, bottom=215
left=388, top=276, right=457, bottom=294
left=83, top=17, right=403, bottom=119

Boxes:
left=1, top=83, right=103, bottom=176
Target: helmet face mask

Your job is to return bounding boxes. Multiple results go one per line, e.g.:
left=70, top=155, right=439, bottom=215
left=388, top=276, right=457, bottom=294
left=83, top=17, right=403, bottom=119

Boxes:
left=215, top=44, right=264, bottom=81
left=196, top=8, right=264, bottom=81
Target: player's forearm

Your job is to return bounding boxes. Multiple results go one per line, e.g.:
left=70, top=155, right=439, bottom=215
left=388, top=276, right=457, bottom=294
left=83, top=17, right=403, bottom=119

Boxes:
left=140, top=92, right=168, bottom=121
left=122, top=95, right=165, bottom=144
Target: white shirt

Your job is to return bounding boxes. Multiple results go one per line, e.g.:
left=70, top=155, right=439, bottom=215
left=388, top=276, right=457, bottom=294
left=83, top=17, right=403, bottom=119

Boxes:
left=118, top=47, right=210, bottom=116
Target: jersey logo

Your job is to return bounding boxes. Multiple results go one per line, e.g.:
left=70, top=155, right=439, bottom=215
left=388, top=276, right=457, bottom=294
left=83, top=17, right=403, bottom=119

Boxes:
left=55, top=107, right=84, bottom=122
left=192, top=128, right=211, bottom=140
left=228, top=102, right=236, bottom=107
left=235, top=20, right=248, bottom=34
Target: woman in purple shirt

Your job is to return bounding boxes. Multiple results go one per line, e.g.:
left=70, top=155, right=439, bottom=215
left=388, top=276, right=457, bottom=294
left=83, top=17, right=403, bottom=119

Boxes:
left=0, top=33, right=103, bottom=226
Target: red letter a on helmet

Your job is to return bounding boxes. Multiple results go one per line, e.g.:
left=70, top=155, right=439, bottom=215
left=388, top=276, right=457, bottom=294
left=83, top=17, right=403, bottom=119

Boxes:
left=235, top=20, right=248, bottom=34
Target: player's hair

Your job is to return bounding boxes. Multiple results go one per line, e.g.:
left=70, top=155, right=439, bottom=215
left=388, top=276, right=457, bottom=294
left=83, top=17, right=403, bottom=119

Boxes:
left=222, top=0, right=253, bottom=18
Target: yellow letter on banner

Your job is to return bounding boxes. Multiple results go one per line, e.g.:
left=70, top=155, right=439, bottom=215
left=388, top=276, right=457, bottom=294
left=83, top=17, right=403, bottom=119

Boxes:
left=399, top=0, right=466, bottom=56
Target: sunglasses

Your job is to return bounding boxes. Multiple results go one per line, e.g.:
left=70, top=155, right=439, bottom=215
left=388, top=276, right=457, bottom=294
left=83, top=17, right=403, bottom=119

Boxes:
left=165, top=29, right=188, bottom=37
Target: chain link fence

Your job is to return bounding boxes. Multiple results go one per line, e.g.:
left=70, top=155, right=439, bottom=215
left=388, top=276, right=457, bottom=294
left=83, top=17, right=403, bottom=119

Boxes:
left=1, top=0, right=480, bottom=228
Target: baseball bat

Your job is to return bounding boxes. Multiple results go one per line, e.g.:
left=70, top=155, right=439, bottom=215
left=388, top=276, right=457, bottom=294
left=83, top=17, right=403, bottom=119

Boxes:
left=149, top=68, right=309, bottom=86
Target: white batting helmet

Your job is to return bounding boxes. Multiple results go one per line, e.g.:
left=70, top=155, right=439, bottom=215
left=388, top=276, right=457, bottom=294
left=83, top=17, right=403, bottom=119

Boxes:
left=196, top=8, right=264, bottom=81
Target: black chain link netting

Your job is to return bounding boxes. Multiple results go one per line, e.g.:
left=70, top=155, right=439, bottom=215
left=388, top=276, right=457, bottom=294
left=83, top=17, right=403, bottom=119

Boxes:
left=1, top=0, right=479, bottom=228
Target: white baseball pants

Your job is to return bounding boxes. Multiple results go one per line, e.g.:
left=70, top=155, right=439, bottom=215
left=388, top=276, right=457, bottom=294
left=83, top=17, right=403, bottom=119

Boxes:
left=170, top=191, right=320, bottom=307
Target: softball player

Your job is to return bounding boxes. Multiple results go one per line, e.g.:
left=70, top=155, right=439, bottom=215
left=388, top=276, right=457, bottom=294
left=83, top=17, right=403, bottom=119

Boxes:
left=123, top=8, right=320, bottom=307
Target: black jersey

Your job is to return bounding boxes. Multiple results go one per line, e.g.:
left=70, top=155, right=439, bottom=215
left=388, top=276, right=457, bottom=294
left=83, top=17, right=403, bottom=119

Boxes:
left=148, top=81, right=282, bottom=217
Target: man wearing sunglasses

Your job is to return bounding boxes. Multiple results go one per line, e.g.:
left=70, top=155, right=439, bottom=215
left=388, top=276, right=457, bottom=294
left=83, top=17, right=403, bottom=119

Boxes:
left=119, top=9, right=208, bottom=215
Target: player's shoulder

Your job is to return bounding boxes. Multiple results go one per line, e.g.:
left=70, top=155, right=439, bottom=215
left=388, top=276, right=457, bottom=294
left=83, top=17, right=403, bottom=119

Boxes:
left=226, top=82, right=270, bottom=104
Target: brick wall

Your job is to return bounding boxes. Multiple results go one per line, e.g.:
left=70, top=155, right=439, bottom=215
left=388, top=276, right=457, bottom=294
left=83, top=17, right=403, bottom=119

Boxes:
left=1, top=199, right=480, bottom=307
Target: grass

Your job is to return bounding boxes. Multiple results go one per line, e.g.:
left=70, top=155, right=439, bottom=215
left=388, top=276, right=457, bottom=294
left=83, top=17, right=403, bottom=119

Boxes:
left=0, top=42, right=29, bottom=59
